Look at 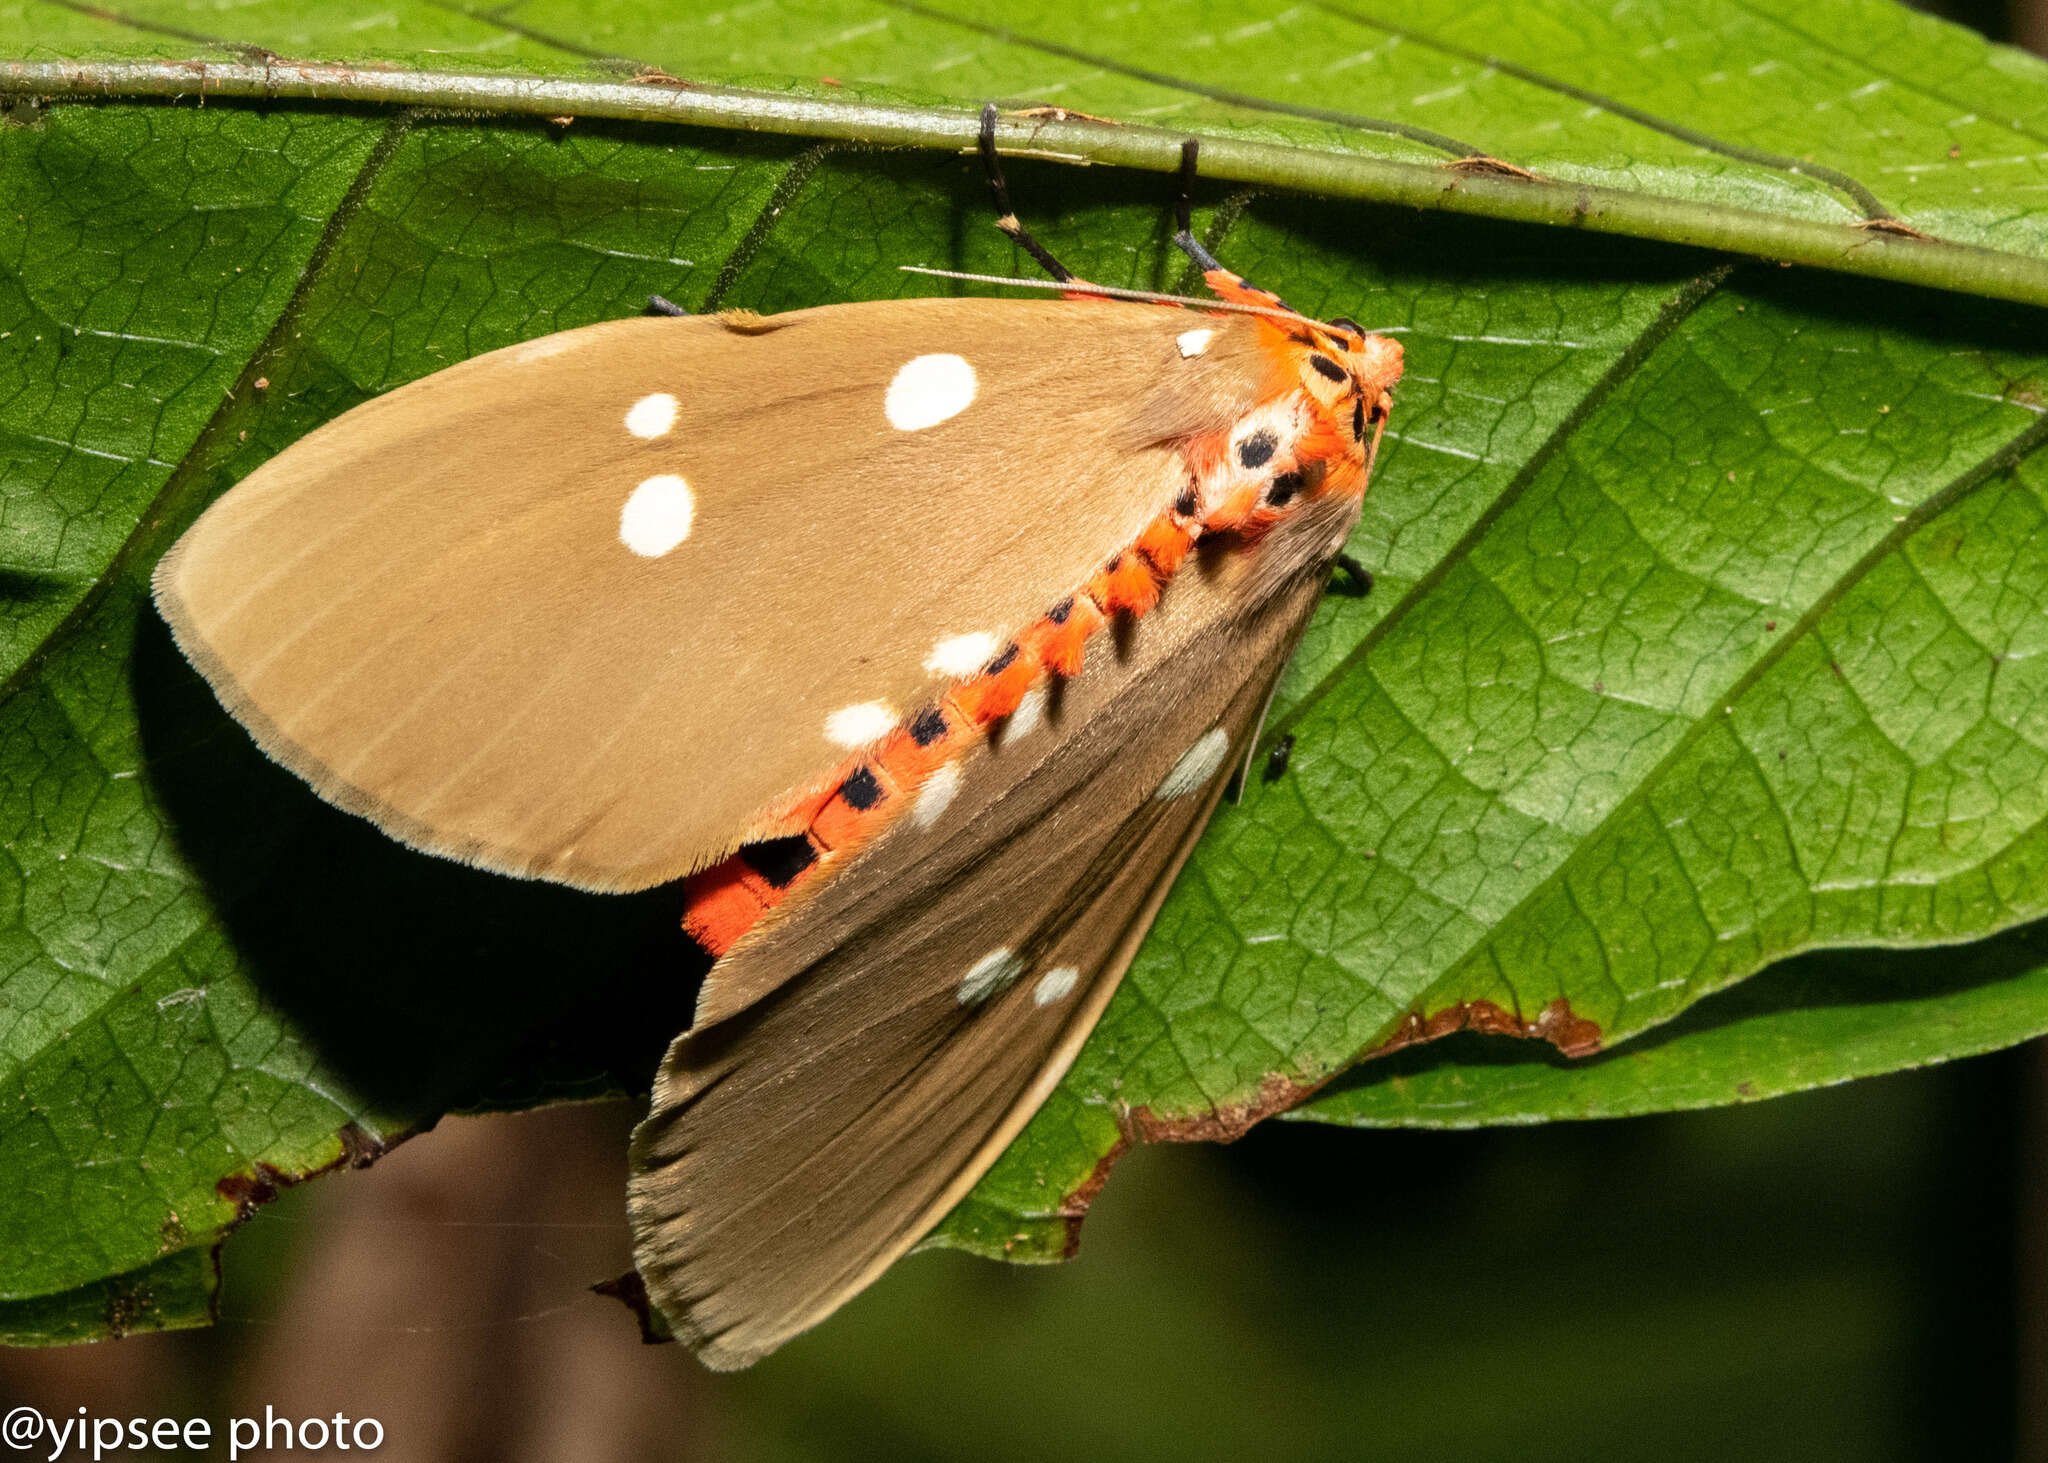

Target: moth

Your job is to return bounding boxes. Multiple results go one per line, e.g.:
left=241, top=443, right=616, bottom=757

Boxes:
left=152, top=108, right=1403, bottom=1369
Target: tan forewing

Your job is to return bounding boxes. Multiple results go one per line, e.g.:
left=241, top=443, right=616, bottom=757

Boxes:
left=153, top=299, right=1270, bottom=892
left=626, top=491, right=1358, bottom=1369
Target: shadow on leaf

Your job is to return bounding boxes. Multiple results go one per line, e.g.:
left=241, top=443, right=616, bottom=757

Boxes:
left=132, top=611, right=704, bottom=1122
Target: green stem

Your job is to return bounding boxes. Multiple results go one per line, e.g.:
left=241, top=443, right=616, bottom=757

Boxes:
left=7, top=58, right=2048, bottom=309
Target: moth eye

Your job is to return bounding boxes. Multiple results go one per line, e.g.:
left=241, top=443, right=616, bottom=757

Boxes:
left=824, top=700, right=896, bottom=747
left=925, top=631, right=1000, bottom=676
left=1236, top=430, right=1278, bottom=469
left=913, top=762, right=962, bottom=829
left=1328, top=316, right=1364, bottom=339
left=957, top=947, right=1025, bottom=1006
left=624, top=392, right=678, bottom=439
left=1154, top=726, right=1231, bottom=800
left=618, top=474, right=695, bottom=558
left=1308, top=354, right=1346, bottom=383
left=1033, top=967, right=1080, bottom=1007
left=1176, top=327, right=1215, bottom=358
left=885, top=353, right=977, bottom=431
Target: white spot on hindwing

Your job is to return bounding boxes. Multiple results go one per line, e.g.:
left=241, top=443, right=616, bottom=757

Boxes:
left=618, top=475, right=695, bottom=557
left=624, top=392, right=679, bottom=438
left=886, top=354, right=977, bottom=431
left=1003, top=685, right=1048, bottom=741
left=958, top=947, right=1024, bottom=1006
left=925, top=632, right=1000, bottom=677
left=1177, top=328, right=1215, bottom=358
left=1154, top=726, right=1231, bottom=800
left=1034, top=967, right=1079, bottom=1006
left=913, top=762, right=962, bottom=828
left=825, top=701, right=896, bottom=747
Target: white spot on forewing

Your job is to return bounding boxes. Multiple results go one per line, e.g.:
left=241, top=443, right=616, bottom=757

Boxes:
left=619, top=475, right=695, bottom=557
left=886, top=353, right=977, bottom=430
left=913, top=762, right=962, bottom=829
left=1154, top=727, right=1231, bottom=800
left=1177, top=327, right=1215, bottom=358
left=825, top=700, right=896, bottom=747
left=1034, top=967, right=1079, bottom=1006
left=958, top=947, right=1024, bottom=1006
left=625, top=392, right=679, bottom=438
left=925, top=631, right=999, bottom=676
left=1003, top=685, right=1048, bottom=741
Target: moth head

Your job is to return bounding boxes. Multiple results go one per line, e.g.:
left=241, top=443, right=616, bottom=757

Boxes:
left=1266, top=315, right=1402, bottom=494
left=1289, top=315, right=1404, bottom=419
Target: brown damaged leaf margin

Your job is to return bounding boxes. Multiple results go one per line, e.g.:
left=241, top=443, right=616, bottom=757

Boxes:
left=1050, top=998, right=1602, bottom=1255
left=102, top=1249, right=221, bottom=1340
left=49, top=1121, right=405, bottom=1344
left=213, top=1120, right=396, bottom=1222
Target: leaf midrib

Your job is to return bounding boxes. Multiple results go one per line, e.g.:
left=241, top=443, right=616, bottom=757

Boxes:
left=9, top=57, right=2044, bottom=310
left=457, top=0, right=1904, bottom=224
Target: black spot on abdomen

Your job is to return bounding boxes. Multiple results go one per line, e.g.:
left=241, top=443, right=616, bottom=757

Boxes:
left=741, top=835, right=816, bottom=888
left=839, top=766, right=883, bottom=811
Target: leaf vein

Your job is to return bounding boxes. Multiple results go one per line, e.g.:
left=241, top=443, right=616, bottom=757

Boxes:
left=1317, top=1, right=1897, bottom=221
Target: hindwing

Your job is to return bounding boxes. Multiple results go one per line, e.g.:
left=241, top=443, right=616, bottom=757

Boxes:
left=627, top=491, right=1359, bottom=1369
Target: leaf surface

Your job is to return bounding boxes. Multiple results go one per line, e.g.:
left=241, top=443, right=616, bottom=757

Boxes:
left=2, top=0, right=2047, bottom=1331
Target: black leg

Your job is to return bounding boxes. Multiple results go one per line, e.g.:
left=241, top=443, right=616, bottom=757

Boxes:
left=1172, top=139, right=1225, bottom=276
left=978, top=102, right=1075, bottom=284
left=1262, top=733, right=1296, bottom=782
left=1332, top=554, right=1375, bottom=597
left=644, top=295, right=689, bottom=317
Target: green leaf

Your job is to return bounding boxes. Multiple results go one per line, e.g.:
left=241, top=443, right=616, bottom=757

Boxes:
left=1299, top=916, right=2048, bottom=1128
left=2, top=0, right=2047, bottom=1337
left=0, top=1248, right=217, bottom=1346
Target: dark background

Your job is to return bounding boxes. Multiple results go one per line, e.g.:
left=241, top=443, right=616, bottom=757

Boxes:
left=9, top=2, right=2048, bottom=1458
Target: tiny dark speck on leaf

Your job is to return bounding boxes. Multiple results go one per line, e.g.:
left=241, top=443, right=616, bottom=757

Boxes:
left=1766, top=621, right=1776, bottom=631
